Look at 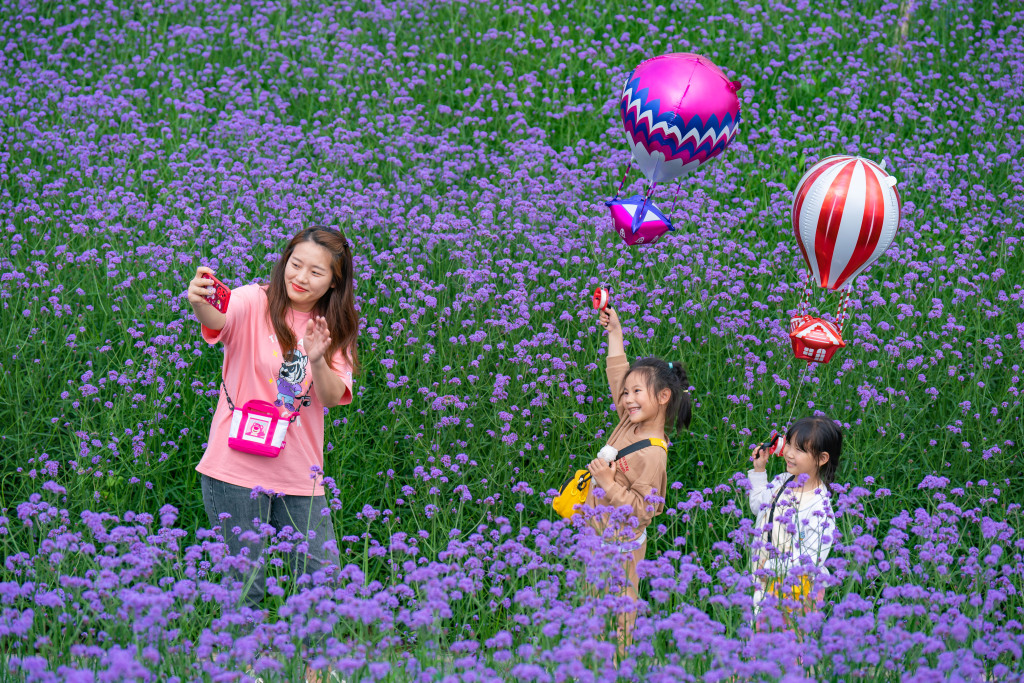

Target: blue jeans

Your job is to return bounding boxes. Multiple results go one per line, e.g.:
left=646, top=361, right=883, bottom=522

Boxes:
left=200, top=474, right=340, bottom=612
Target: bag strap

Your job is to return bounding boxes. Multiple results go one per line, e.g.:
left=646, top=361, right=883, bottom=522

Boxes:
left=767, top=474, right=796, bottom=545
left=614, top=437, right=668, bottom=460
left=221, top=381, right=236, bottom=411
left=285, top=383, right=314, bottom=423
left=571, top=438, right=670, bottom=492
left=220, top=380, right=313, bottom=423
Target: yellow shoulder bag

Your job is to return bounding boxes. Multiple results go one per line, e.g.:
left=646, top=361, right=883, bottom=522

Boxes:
left=552, top=438, right=667, bottom=518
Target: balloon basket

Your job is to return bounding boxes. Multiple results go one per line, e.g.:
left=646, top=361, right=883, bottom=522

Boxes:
left=606, top=194, right=674, bottom=246
left=789, top=315, right=845, bottom=364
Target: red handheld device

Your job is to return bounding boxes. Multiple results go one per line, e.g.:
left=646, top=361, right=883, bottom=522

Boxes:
left=760, top=430, right=785, bottom=456
left=204, top=274, right=231, bottom=314
left=592, top=287, right=610, bottom=311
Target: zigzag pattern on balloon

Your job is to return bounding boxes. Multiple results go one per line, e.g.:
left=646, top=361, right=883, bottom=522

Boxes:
left=620, top=77, right=740, bottom=163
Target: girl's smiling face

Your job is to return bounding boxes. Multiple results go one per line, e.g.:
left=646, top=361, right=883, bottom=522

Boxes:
left=621, top=370, right=669, bottom=424
left=285, top=241, right=334, bottom=312
left=781, top=440, right=828, bottom=484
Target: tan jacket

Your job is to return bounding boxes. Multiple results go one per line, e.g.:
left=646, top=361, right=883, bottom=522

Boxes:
left=584, top=354, right=668, bottom=541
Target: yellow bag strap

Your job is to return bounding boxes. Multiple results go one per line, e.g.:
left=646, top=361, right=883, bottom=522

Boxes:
left=650, top=437, right=668, bottom=451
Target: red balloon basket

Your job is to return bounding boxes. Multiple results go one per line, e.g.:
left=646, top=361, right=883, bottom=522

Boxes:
left=789, top=315, right=845, bottom=364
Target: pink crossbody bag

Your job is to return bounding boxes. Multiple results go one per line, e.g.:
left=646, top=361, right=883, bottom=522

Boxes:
left=221, top=381, right=312, bottom=457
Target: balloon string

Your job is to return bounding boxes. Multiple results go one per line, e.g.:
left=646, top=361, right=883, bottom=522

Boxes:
left=798, top=276, right=813, bottom=318
left=597, top=156, right=631, bottom=303
left=613, top=158, right=632, bottom=200
left=763, top=271, right=807, bottom=431
left=836, top=286, right=853, bottom=336
left=782, top=360, right=812, bottom=430
left=781, top=277, right=820, bottom=430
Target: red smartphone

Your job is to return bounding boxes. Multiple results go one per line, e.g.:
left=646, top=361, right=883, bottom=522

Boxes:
left=204, top=274, right=231, bottom=314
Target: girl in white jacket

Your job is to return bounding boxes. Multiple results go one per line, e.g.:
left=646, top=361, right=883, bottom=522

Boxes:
left=747, top=416, right=842, bottom=628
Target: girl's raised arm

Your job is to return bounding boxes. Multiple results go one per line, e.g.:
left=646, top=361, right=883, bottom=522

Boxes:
left=598, top=306, right=625, bottom=359
left=747, top=445, right=773, bottom=514
left=599, top=307, right=629, bottom=419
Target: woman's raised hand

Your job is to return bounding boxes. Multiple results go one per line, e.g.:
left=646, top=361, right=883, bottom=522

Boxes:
left=187, top=266, right=217, bottom=306
left=304, top=316, right=332, bottom=363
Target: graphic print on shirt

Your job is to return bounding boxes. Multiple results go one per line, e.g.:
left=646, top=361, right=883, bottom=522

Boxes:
left=275, top=348, right=309, bottom=411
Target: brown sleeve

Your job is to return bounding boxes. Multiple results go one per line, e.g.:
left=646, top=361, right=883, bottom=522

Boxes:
left=606, top=354, right=630, bottom=421
left=604, top=446, right=668, bottom=527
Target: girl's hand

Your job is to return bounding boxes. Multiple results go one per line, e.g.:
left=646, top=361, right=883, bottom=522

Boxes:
left=303, top=316, right=332, bottom=363
left=187, top=266, right=217, bottom=305
left=751, top=445, right=770, bottom=472
left=587, top=457, right=617, bottom=490
left=598, top=306, right=621, bottom=334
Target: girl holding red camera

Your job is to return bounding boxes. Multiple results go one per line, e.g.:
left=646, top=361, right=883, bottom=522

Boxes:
left=747, top=416, right=840, bottom=628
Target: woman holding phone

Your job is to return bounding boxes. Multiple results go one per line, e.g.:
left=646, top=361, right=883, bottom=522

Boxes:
left=186, top=226, right=359, bottom=620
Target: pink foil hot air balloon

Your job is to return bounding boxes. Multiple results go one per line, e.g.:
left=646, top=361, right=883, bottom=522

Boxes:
left=620, top=53, right=742, bottom=184
left=608, top=53, right=742, bottom=241
left=788, top=155, right=902, bottom=364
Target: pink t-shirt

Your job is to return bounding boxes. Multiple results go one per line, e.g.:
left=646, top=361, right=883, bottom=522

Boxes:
left=195, top=284, right=353, bottom=496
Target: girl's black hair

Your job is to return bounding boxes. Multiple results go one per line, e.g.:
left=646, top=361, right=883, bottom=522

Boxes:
left=626, top=357, right=692, bottom=432
left=785, top=416, right=842, bottom=487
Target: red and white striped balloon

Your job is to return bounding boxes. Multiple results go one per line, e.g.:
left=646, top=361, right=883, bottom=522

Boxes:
left=792, top=156, right=902, bottom=291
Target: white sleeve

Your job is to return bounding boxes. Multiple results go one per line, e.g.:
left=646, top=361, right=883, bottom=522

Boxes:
left=747, top=470, right=779, bottom=516
left=745, top=471, right=770, bottom=518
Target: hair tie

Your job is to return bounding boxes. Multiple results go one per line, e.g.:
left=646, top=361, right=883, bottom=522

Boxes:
left=668, top=362, right=673, bottom=369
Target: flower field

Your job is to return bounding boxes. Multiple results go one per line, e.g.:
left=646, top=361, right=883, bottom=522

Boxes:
left=1, top=0, right=1022, bottom=680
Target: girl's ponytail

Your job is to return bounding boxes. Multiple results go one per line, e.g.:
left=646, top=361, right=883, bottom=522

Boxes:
left=669, top=362, right=693, bottom=431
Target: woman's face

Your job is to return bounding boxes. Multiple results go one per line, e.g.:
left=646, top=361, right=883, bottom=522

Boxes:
left=284, top=240, right=334, bottom=312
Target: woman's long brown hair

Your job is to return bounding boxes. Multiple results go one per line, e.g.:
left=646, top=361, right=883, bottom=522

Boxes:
left=265, top=226, right=359, bottom=374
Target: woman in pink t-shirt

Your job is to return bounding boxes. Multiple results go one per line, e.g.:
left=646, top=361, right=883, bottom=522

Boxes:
left=186, top=226, right=358, bottom=618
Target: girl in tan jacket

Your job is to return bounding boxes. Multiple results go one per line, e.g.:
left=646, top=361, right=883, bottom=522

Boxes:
left=587, top=305, right=693, bottom=650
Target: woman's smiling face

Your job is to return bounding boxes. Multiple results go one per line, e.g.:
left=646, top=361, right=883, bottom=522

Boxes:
left=284, top=240, right=334, bottom=312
